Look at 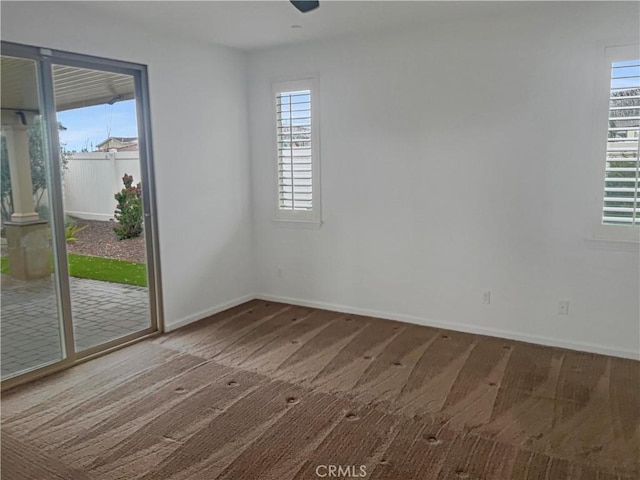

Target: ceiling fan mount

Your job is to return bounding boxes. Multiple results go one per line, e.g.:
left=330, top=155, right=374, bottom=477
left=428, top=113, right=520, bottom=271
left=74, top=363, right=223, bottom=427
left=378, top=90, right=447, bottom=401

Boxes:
left=290, top=1, right=320, bottom=14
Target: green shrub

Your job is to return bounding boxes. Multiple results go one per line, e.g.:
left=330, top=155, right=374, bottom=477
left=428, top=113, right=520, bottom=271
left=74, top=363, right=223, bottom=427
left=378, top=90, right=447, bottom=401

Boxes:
left=35, top=204, right=49, bottom=221
left=35, top=205, right=76, bottom=228
left=113, top=173, right=143, bottom=240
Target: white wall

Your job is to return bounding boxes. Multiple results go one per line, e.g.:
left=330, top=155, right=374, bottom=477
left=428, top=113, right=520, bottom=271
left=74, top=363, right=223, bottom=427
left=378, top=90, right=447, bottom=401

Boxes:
left=248, top=3, right=640, bottom=358
left=1, top=1, right=254, bottom=328
left=64, top=152, right=142, bottom=221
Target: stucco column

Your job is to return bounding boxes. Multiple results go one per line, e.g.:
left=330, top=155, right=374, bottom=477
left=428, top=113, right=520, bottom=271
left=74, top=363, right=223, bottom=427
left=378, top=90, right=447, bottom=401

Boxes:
left=1, top=121, right=39, bottom=223
left=2, top=113, right=50, bottom=280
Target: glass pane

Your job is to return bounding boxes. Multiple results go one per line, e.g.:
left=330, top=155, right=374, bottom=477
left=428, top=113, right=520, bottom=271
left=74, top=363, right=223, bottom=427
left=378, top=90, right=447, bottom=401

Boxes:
left=51, top=64, right=151, bottom=352
left=1, top=56, right=65, bottom=378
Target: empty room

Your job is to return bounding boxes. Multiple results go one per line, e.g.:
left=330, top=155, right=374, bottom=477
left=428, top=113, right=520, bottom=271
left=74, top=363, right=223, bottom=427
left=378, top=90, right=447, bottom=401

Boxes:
left=1, top=1, right=638, bottom=479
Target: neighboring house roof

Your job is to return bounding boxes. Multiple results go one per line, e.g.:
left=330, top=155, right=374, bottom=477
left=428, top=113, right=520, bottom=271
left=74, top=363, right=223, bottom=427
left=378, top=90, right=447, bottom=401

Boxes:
left=115, top=144, right=139, bottom=152
left=95, top=137, right=138, bottom=152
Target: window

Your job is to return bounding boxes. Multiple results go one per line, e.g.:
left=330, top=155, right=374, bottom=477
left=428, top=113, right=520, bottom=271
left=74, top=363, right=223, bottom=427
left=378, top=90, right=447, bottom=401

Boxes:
left=593, top=44, right=640, bottom=244
left=273, top=77, right=321, bottom=225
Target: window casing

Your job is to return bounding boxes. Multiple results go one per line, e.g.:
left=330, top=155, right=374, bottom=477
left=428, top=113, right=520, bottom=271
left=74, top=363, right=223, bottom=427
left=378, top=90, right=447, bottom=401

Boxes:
left=593, top=44, right=640, bottom=243
left=272, top=77, right=321, bottom=225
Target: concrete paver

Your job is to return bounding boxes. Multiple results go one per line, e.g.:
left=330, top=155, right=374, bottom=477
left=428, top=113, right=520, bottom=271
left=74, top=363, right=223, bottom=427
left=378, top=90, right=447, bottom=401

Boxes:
left=1, top=275, right=149, bottom=378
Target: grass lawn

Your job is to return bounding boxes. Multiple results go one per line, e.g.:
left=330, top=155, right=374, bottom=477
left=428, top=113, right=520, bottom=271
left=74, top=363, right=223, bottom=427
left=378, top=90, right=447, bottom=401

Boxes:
left=0, top=254, right=147, bottom=287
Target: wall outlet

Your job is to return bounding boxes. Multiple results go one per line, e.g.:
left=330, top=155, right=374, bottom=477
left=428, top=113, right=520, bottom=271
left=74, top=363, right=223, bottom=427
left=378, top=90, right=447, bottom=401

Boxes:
left=277, top=266, right=283, bottom=277
left=483, top=290, right=491, bottom=305
left=558, top=300, right=569, bottom=315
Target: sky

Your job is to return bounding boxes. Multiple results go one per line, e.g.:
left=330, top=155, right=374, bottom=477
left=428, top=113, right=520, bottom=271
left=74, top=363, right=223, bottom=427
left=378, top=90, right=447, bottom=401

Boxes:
left=56, top=99, right=138, bottom=152
left=611, top=60, right=640, bottom=90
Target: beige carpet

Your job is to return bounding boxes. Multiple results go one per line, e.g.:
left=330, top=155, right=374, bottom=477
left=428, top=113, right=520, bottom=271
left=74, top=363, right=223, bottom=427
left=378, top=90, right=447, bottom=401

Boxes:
left=2, top=300, right=638, bottom=479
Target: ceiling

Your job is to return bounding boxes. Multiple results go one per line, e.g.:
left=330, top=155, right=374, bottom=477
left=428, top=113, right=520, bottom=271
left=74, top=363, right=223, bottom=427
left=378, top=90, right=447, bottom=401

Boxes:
left=76, top=1, right=533, bottom=52
left=0, top=1, right=551, bottom=112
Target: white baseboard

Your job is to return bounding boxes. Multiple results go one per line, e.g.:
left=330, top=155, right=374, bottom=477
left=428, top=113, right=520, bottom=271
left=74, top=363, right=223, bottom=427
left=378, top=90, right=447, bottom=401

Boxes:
left=161, top=292, right=639, bottom=360
left=164, top=294, right=255, bottom=332
left=255, top=293, right=640, bottom=361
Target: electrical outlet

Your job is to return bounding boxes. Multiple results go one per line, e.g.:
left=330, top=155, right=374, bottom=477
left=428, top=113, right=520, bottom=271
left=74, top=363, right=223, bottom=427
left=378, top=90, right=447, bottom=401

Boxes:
left=558, top=300, right=569, bottom=315
left=277, top=266, right=283, bottom=277
left=483, top=290, right=491, bottom=305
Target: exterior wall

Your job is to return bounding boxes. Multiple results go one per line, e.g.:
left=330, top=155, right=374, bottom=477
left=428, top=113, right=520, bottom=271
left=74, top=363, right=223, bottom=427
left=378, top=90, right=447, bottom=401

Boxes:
left=64, top=152, right=141, bottom=221
left=248, top=3, right=640, bottom=358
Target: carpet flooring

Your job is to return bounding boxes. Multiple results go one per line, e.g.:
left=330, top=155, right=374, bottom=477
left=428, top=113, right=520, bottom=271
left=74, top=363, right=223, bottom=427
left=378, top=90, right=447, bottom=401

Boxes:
left=2, top=300, right=638, bottom=479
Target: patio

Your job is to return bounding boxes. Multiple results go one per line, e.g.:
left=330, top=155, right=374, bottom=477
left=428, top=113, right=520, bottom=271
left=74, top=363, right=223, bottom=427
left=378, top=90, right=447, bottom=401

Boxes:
left=1, top=274, right=149, bottom=378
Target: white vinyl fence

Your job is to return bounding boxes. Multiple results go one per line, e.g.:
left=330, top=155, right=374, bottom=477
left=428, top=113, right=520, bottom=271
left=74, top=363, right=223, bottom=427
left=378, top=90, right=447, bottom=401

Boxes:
left=63, top=151, right=141, bottom=221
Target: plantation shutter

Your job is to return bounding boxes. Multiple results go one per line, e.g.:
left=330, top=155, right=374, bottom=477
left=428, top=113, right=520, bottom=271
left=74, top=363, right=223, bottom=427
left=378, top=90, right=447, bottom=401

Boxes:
left=603, top=60, right=640, bottom=225
left=276, top=89, right=312, bottom=211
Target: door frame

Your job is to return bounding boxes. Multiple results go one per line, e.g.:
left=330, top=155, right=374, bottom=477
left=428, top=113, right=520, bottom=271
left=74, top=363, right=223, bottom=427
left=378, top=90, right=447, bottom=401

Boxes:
left=1, top=41, right=164, bottom=390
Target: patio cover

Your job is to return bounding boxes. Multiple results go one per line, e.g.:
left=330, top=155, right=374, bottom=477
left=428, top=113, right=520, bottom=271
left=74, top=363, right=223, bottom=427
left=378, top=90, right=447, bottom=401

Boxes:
left=1, top=56, right=135, bottom=113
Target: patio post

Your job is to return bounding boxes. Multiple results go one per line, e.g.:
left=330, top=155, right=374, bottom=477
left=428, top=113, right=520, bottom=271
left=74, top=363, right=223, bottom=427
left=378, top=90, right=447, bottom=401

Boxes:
left=2, top=121, right=39, bottom=223
left=1, top=112, right=50, bottom=280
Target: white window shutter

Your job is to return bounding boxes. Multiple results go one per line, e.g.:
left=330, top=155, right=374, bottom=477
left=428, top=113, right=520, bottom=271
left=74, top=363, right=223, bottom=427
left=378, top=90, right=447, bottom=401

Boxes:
left=276, top=89, right=313, bottom=211
left=603, top=60, right=640, bottom=226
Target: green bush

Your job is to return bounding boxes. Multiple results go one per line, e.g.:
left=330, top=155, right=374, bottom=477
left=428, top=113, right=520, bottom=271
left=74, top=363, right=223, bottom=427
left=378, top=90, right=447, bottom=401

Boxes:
left=35, top=204, right=49, bottom=221
left=35, top=205, right=77, bottom=228
left=113, top=173, right=143, bottom=240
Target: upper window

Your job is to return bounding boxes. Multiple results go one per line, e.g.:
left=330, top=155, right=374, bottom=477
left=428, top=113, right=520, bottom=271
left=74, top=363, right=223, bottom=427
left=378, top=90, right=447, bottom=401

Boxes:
left=273, top=77, right=320, bottom=225
left=602, top=55, right=639, bottom=227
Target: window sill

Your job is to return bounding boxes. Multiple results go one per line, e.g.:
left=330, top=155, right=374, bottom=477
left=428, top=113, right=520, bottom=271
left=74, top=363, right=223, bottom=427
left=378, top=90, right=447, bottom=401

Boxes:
left=272, top=218, right=323, bottom=230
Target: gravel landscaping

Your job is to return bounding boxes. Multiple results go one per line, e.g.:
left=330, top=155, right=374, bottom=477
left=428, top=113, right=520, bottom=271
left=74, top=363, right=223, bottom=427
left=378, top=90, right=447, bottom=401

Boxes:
left=67, top=219, right=146, bottom=264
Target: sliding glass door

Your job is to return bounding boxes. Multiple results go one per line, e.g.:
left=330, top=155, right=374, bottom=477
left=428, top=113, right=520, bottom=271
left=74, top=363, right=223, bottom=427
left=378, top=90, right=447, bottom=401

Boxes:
left=0, top=42, right=162, bottom=386
left=51, top=63, right=154, bottom=354
left=1, top=55, right=66, bottom=377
